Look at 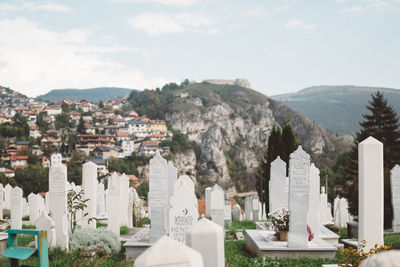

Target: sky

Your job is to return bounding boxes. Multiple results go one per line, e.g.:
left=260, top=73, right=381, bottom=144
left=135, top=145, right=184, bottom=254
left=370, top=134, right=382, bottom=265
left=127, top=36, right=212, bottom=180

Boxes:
left=0, top=0, right=399, bottom=98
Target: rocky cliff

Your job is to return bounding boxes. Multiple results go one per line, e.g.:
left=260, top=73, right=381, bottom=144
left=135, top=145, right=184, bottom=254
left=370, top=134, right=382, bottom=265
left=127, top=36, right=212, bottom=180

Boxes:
left=165, top=83, right=351, bottom=196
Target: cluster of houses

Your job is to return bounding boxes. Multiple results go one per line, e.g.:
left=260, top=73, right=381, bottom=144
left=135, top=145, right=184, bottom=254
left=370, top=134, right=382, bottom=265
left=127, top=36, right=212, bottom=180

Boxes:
left=0, top=86, right=171, bottom=179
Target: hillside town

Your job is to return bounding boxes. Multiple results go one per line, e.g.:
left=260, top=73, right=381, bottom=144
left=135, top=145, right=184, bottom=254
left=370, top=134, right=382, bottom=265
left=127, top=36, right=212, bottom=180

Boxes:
left=0, top=86, right=170, bottom=182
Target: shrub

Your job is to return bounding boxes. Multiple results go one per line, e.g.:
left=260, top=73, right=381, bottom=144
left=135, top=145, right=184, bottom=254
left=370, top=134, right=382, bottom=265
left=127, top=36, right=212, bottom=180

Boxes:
left=338, top=241, right=392, bottom=267
left=70, top=228, right=121, bottom=256
left=120, top=226, right=129, bottom=235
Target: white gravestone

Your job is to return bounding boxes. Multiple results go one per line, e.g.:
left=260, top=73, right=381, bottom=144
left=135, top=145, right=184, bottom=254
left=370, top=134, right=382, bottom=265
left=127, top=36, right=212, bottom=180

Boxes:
left=244, top=196, right=252, bottom=221
left=45, top=192, right=50, bottom=213
left=288, top=146, right=310, bottom=248
left=252, top=196, right=260, bottom=221
left=205, top=187, right=211, bottom=217
left=35, top=211, right=56, bottom=248
left=391, top=165, right=400, bottom=232
left=338, top=197, right=349, bottom=228
left=22, top=198, right=29, bottom=217
left=186, top=217, right=224, bottom=267
left=166, top=162, right=177, bottom=231
left=28, top=193, right=41, bottom=225
left=224, top=200, right=232, bottom=227
left=128, top=188, right=134, bottom=228
left=210, top=184, right=224, bottom=228
left=319, top=187, right=333, bottom=225
left=269, top=156, right=289, bottom=213
left=0, top=184, right=3, bottom=219
left=359, top=137, right=384, bottom=250
left=135, top=235, right=203, bottom=267
left=107, top=173, right=121, bottom=237
left=307, top=163, right=320, bottom=239
left=334, top=196, right=340, bottom=227
left=49, top=164, right=69, bottom=249
left=169, top=181, right=198, bottom=243
left=232, top=204, right=241, bottom=222
left=119, top=174, right=130, bottom=226
left=4, top=184, right=12, bottom=210
left=96, top=182, right=107, bottom=219
left=149, top=151, right=168, bottom=242
left=11, top=187, right=23, bottom=229
left=82, top=161, right=97, bottom=229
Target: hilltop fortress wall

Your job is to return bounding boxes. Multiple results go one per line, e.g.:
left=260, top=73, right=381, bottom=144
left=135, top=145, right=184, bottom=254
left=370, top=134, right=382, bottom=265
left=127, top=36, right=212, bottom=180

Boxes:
left=202, top=79, right=251, bottom=89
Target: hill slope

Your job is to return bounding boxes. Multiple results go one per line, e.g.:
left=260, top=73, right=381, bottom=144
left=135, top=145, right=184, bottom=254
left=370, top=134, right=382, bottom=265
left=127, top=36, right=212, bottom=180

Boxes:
left=132, top=83, right=351, bottom=195
left=38, top=87, right=135, bottom=102
left=271, top=86, right=400, bottom=136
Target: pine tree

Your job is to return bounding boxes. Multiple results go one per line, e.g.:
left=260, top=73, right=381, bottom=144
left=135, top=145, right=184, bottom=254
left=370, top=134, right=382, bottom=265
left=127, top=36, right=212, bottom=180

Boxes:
left=281, top=121, right=298, bottom=174
left=344, top=91, right=400, bottom=228
left=77, top=116, right=86, bottom=134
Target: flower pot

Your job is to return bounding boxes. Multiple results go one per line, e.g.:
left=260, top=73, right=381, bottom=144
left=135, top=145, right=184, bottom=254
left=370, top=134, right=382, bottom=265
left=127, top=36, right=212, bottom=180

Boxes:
left=279, top=230, right=288, bottom=241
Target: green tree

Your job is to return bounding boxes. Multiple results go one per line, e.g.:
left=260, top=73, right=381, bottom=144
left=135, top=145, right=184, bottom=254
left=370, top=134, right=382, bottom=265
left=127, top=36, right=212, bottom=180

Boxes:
left=344, top=91, right=400, bottom=228
left=99, top=100, right=104, bottom=109
left=36, top=112, right=49, bottom=133
left=281, top=121, right=297, bottom=173
left=61, top=102, right=71, bottom=113
left=55, top=112, right=73, bottom=130
left=77, top=116, right=86, bottom=134
left=14, top=166, right=48, bottom=196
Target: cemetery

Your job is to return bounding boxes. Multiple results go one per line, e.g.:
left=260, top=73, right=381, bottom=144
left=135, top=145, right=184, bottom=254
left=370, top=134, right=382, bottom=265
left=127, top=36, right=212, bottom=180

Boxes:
left=0, top=139, right=399, bottom=266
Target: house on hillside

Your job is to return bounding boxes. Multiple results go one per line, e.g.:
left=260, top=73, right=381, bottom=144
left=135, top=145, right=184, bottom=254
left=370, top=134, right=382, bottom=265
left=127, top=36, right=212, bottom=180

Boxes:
left=0, top=167, right=15, bottom=178
left=29, top=126, right=41, bottom=138
left=45, top=106, right=62, bottom=116
left=10, top=155, right=28, bottom=169
left=139, top=141, right=158, bottom=155
left=126, top=120, right=147, bottom=137
left=85, top=124, right=96, bottom=135
left=93, top=146, right=119, bottom=160
left=16, top=141, right=29, bottom=151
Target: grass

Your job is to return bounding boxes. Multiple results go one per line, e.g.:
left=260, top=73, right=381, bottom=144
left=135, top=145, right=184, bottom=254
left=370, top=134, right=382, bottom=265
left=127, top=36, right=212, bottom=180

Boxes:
left=120, top=226, right=130, bottom=235
left=384, top=232, right=400, bottom=249
left=225, top=220, right=257, bottom=241
left=22, top=215, right=29, bottom=221
left=96, top=221, right=107, bottom=228
left=0, top=246, right=133, bottom=267
left=339, top=227, right=348, bottom=239
left=225, top=240, right=338, bottom=267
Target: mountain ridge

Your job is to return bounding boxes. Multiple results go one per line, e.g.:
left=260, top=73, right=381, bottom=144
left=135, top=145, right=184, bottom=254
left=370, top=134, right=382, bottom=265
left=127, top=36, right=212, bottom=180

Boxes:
left=271, top=85, right=400, bottom=136
left=37, top=87, right=136, bottom=102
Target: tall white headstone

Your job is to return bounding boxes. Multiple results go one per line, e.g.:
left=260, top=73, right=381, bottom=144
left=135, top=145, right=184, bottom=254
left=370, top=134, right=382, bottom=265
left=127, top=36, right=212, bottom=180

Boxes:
left=128, top=188, right=134, bottom=228
left=244, top=196, right=252, bottom=220
left=232, top=204, right=241, bottom=222
left=205, top=187, right=211, bottom=217
left=10, top=187, right=23, bottom=229
left=210, top=184, right=224, bottom=228
left=149, top=151, right=168, bottom=242
left=391, top=165, right=400, bottom=232
left=224, top=200, right=232, bottom=227
left=119, top=174, right=130, bottom=226
left=319, top=187, right=333, bottom=225
left=270, top=156, right=289, bottom=213
left=28, top=193, right=41, bottom=225
left=338, top=197, right=349, bottom=228
left=107, top=173, right=121, bottom=237
left=81, top=161, right=97, bottom=229
left=169, top=180, right=198, bottom=243
left=21, top=198, right=29, bottom=217
left=166, top=162, right=177, bottom=231
left=359, top=136, right=384, bottom=250
left=186, top=217, right=224, bottom=267
left=307, top=163, right=320, bottom=239
left=4, top=184, right=12, bottom=210
left=135, top=236, right=204, bottom=267
left=96, top=182, right=107, bottom=219
left=252, top=196, right=260, bottom=221
left=49, top=164, right=69, bottom=249
left=288, top=146, right=310, bottom=248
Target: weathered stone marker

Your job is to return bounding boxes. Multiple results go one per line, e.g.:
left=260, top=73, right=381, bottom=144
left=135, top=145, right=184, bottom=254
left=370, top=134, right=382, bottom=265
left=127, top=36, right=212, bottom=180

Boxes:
left=82, top=161, right=97, bottom=229
left=224, top=200, right=232, bottom=227
left=307, top=163, right=320, bottom=239
left=205, top=187, right=211, bottom=217
left=391, top=164, right=400, bottom=232
left=186, top=217, right=224, bottom=267
left=49, top=164, right=69, bottom=249
left=269, top=156, right=289, bottom=213
left=359, top=136, right=384, bottom=250
left=210, top=184, right=224, bottom=228
left=245, top=195, right=252, bottom=220
left=107, top=173, right=121, bottom=237
left=288, top=146, right=310, bottom=248
left=35, top=211, right=57, bottom=247
left=11, top=186, right=23, bottom=229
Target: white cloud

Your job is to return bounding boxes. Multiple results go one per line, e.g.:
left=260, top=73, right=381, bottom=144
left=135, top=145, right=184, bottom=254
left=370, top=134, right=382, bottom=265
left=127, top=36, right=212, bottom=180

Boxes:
left=340, top=0, right=400, bottom=14
left=110, top=0, right=199, bottom=6
left=284, top=19, right=316, bottom=30
left=241, top=9, right=269, bottom=17
left=128, top=12, right=217, bottom=36
left=0, top=2, right=70, bottom=12
left=0, top=18, right=170, bottom=97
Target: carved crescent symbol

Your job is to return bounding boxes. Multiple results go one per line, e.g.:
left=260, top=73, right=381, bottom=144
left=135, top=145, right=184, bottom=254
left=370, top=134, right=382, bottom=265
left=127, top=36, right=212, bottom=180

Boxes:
left=183, top=208, right=188, bottom=215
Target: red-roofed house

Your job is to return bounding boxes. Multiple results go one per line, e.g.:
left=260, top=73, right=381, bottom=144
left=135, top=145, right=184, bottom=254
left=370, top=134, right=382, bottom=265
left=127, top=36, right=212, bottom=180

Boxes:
left=10, top=155, right=28, bottom=169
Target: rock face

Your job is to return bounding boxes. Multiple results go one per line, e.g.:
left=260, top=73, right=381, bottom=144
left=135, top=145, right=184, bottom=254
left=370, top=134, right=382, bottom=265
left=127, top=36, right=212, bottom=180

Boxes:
left=165, top=84, right=350, bottom=196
